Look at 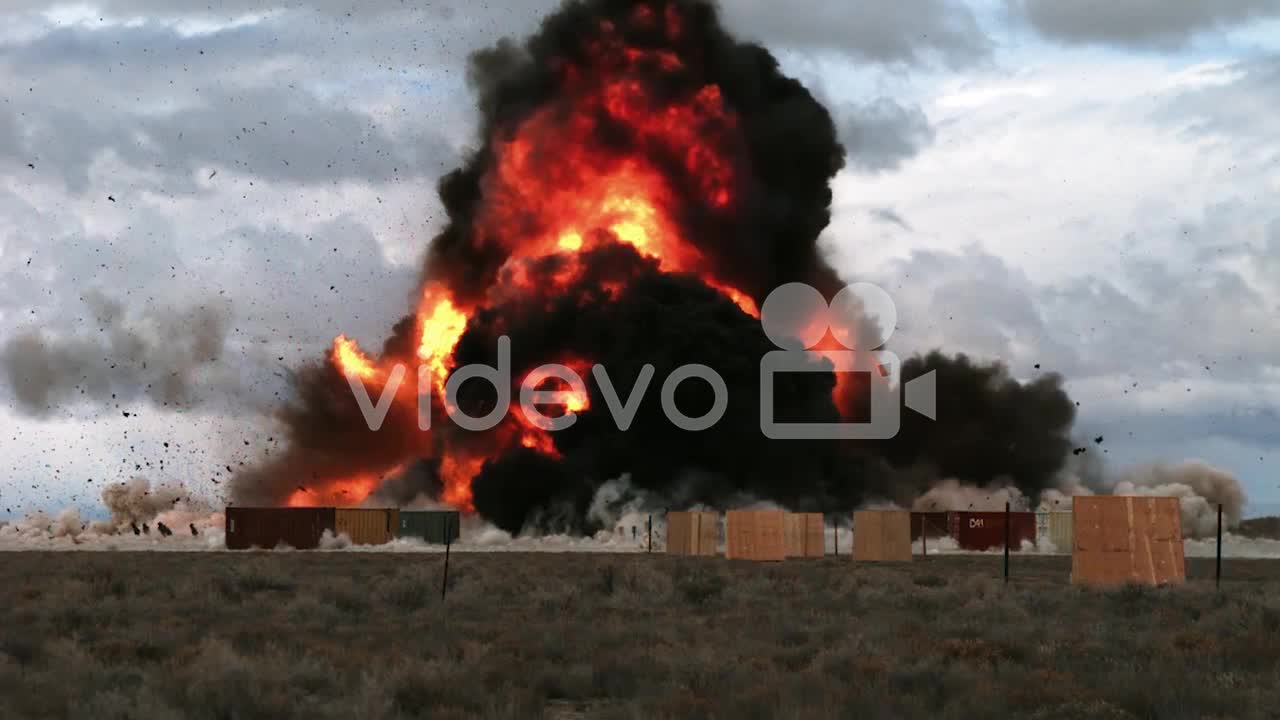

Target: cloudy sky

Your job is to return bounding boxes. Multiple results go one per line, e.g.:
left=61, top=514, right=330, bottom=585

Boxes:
left=1, top=0, right=1278, bottom=518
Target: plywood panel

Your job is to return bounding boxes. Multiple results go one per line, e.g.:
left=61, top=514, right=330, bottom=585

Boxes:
left=667, top=512, right=693, bottom=555
left=1074, top=498, right=1105, bottom=551
left=853, top=511, right=882, bottom=561
left=882, top=511, right=911, bottom=561
left=1072, top=496, right=1185, bottom=587
left=1150, top=497, right=1179, bottom=541
left=783, top=513, right=825, bottom=558
left=726, top=510, right=786, bottom=561
left=696, top=512, right=719, bottom=556
left=1101, top=498, right=1131, bottom=552
left=667, top=512, right=718, bottom=556
left=853, top=511, right=911, bottom=562
left=803, top=513, right=825, bottom=558
left=784, top=514, right=804, bottom=558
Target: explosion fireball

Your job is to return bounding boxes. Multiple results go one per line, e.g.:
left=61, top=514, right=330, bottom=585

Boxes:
left=233, top=0, right=1079, bottom=535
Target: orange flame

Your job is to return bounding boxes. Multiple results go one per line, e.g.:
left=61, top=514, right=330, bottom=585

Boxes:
left=332, top=335, right=380, bottom=381
left=416, top=289, right=468, bottom=390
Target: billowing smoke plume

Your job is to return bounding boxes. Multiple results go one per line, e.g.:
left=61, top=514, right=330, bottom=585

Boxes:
left=100, top=477, right=191, bottom=528
left=911, top=478, right=1031, bottom=513
left=1113, top=461, right=1246, bottom=538
left=233, top=0, right=1084, bottom=534
left=2, top=290, right=235, bottom=415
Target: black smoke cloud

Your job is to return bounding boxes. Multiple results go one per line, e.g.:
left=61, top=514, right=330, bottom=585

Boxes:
left=450, top=246, right=1079, bottom=534
left=425, top=0, right=847, bottom=304
left=235, top=0, right=1083, bottom=534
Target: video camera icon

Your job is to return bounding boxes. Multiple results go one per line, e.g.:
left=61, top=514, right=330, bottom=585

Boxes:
left=759, top=282, right=936, bottom=440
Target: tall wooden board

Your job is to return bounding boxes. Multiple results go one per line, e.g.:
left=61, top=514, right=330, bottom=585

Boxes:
left=1072, top=496, right=1185, bottom=586
left=725, top=510, right=786, bottom=561
left=853, top=510, right=912, bottom=562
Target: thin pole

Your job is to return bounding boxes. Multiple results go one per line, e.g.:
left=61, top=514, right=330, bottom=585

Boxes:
left=1003, top=501, right=1011, bottom=584
left=647, top=515, right=652, bottom=553
left=441, top=515, right=453, bottom=601
left=1216, top=503, right=1223, bottom=589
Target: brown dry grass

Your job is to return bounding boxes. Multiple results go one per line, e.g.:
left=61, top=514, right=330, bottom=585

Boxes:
left=1, top=552, right=1278, bottom=719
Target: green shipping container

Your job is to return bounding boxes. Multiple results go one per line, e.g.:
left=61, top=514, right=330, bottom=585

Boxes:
left=398, top=511, right=461, bottom=545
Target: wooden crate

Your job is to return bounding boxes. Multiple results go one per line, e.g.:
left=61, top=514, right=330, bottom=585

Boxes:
left=1072, top=496, right=1185, bottom=586
left=853, top=510, right=912, bottom=562
left=784, top=513, right=825, bottom=558
left=666, top=511, right=719, bottom=556
left=725, top=510, right=786, bottom=561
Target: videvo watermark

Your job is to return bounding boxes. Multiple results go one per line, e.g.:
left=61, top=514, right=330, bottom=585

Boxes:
left=344, top=282, right=937, bottom=439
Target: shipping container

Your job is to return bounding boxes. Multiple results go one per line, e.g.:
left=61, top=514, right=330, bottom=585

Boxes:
left=1072, top=496, right=1185, bottom=586
left=666, top=511, right=719, bottom=556
left=225, top=507, right=336, bottom=550
left=853, top=510, right=912, bottom=562
left=783, top=513, right=825, bottom=558
left=335, top=508, right=399, bottom=546
left=725, top=510, right=786, bottom=561
left=1035, top=512, right=1073, bottom=552
left=398, top=510, right=461, bottom=545
left=949, top=511, right=1036, bottom=551
left=910, top=511, right=951, bottom=541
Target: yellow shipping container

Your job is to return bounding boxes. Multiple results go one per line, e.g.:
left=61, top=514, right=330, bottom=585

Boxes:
left=335, top=508, right=400, bottom=546
left=1036, top=511, right=1074, bottom=553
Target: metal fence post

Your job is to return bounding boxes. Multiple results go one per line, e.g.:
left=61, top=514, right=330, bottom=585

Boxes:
left=441, top=515, right=453, bottom=601
left=1216, top=503, right=1223, bottom=589
left=1003, top=501, right=1011, bottom=583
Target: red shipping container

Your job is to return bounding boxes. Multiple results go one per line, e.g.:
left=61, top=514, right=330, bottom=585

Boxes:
left=225, top=507, right=336, bottom=550
left=949, top=511, right=1036, bottom=551
left=910, top=512, right=951, bottom=541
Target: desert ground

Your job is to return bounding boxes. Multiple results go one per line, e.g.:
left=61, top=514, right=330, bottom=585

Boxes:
left=2, top=552, right=1278, bottom=719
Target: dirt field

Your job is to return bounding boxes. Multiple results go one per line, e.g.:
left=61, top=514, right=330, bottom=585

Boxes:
left=2, top=552, right=1278, bottom=719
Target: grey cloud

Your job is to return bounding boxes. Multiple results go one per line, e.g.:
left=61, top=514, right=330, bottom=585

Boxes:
left=1013, top=0, right=1280, bottom=49
left=882, top=238, right=1279, bottom=383
left=2, top=289, right=236, bottom=415
left=869, top=207, right=912, bottom=232
left=4, top=23, right=456, bottom=190
left=878, top=245, right=1280, bottom=460
left=720, top=0, right=989, bottom=66
left=1156, top=56, right=1280, bottom=147
left=837, top=98, right=935, bottom=173
left=882, top=246, right=1080, bottom=371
